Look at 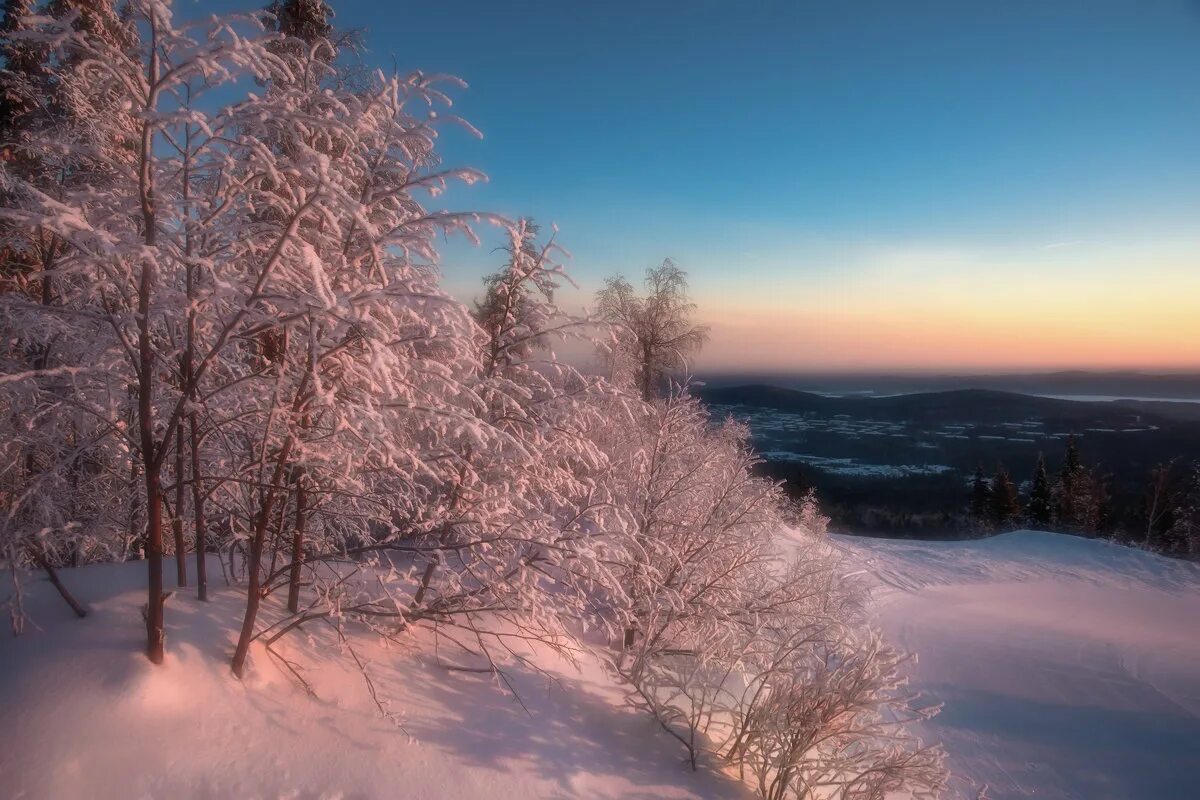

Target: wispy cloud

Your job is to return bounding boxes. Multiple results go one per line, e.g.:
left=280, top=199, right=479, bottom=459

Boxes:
left=1043, top=240, right=1086, bottom=250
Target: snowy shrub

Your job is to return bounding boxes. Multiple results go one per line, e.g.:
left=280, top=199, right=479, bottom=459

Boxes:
left=595, top=393, right=946, bottom=798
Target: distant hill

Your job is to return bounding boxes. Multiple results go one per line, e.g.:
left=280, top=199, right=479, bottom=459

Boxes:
left=695, top=383, right=1200, bottom=537
left=696, top=370, right=1200, bottom=402
left=697, top=384, right=1195, bottom=427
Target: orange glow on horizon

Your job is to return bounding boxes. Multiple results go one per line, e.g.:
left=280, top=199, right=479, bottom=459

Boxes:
left=688, top=252, right=1200, bottom=373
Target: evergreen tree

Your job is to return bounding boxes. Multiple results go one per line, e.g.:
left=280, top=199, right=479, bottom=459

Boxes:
left=1162, top=464, right=1200, bottom=558
left=989, top=464, right=1021, bottom=530
left=1056, top=434, right=1087, bottom=530
left=2, top=0, right=136, bottom=283
left=266, top=0, right=334, bottom=46
left=0, top=0, right=42, bottom=143
left=969, top=464, right=991, bottom=531
left=1026, top=453, right=1052, bottom=528
left=1089, top=472, right=1112, bottom=537
left=1062, top=433, right=1082, bottom=473
left=1, top=0, right=47, bottom=295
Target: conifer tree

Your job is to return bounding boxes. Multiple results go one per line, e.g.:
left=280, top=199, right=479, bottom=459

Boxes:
left=1056, top=434, right=1086, bottom=530
left=0, top=0, right=41, bottom=144
left=266, top=0, right=333, bottom=49
left=989, top=464, right=1021, bottom=530
left=1163, top=464, right=1200, bottom=558
left=1026, top=453, right=1052, bottom=528
left=0, top=0, right=42, bottom=295
left=969, top=464, right=990, bottom=531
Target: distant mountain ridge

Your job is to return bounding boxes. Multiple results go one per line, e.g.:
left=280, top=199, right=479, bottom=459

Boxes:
left=696, top=370, right=1200, bottom=402
left=697, top=384, right=1200, bottom=425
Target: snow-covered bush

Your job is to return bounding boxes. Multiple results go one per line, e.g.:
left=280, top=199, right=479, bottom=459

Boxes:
left=593, top=393, right=945, bottom=798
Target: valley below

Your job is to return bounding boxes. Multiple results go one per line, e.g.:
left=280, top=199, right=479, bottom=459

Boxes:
left=700, top=385, right=1200, bottom=537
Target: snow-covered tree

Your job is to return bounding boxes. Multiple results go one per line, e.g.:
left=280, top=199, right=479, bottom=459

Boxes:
left=594, top=259, right=708, bottom=402
left=0, top=0, right=494, bottom=664
left=593, top=392, right=945, bottom=797
left=264, top=0, right=332, bottom=49
left=1163, top=464, right=1200, bottom=559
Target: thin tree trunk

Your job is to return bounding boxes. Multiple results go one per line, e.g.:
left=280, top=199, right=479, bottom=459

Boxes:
left=231, top=510, right=267, bottom=678
left=190, top=411, right=207, bottom=601
left=137, top=30, right=164, bottom=665
left=285, top=408, right=310, bottom=614
left=411, top=558, right=437, bottom=610
left=29, top=547, right=87, bottom=618
left=286, top=478, right=306, bottom=614
left=231, top=437, right=296, bottom=678
left=124, top=449, right=140, bottom=560
left=19, top=245, right=85, bottom=618
left=641, top=346, right=653, bottom=403
left=138, top=276, right=165, bottom=664
left=181, top=83, right=205, bottom=602
left=173, top=423, right=187, bottom=587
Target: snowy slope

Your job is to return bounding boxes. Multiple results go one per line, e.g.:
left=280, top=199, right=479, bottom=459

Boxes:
left=834, top=531, right=1200, bottom=800
left=0, top=560, right=748, bottom=800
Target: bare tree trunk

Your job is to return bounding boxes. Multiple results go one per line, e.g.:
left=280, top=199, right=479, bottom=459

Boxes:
left=138, top=260, right=165, bottom=663
left=285, top=408, right=310, bottom=614
left=232, top=436, right=296, bottom=678
left=30, top=547, right=87, bottom=618
left=123, top=449, right=140, bottom=561
left=138, top=32, right=165, bottom=665
left=173, top=423, right=187, bottom=587
left=181, top=82, right=206, bottom=602
left=190, top=411, right=207, bottom=601
left=286, top=478, right=306, bottom=614
left=641, top=344, right=653, bottom=403
left=231, top=506, right=269, bottom=678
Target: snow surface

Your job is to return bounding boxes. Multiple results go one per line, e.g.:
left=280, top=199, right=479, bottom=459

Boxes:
left=4, top=534, right=1197, bottom=799
left=834, top=531, right=1200, bottom=800
left=0, top=559, right=748, bottom=800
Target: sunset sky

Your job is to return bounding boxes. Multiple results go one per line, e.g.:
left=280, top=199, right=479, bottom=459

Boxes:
left=226, top=0, right=1200, bottom=372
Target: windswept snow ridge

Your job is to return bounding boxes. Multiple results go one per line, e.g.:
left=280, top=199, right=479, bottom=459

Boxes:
left=835, top=531, right=1200, bottom=800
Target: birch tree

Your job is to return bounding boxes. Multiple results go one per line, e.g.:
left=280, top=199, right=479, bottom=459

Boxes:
left=595, top=259, right=708, bottom=402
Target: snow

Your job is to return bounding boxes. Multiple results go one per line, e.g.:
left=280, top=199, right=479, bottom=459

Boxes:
left=0, top=559, right=748, bottom=800
left=5, top=534, right=1197, bottom=800
left=758, top=451, right=953, bottom=478
left=833, top=531, right=1200, bottom=800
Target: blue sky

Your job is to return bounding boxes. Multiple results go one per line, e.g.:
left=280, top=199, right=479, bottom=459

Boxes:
left=205, top=0, right=1200, bottom=370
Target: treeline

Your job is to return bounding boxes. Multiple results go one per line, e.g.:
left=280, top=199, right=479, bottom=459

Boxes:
left=968, top=435, right=1200, bottom=558
left=0, top=2, right=946, bottom=797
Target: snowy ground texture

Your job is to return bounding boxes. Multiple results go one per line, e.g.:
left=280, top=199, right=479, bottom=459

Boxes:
left=834, top=531, right=1200, bottom=800
left=0, top=559, right=748, bottom=800
left=3, top=533, right=1198, bottom=799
